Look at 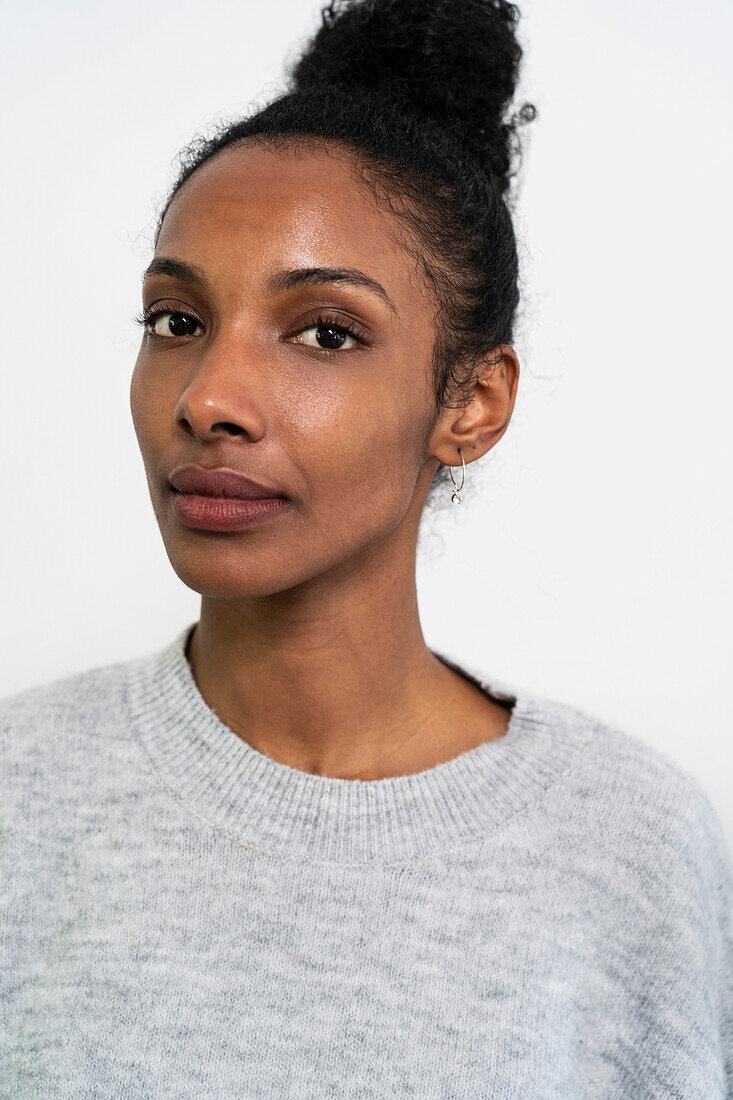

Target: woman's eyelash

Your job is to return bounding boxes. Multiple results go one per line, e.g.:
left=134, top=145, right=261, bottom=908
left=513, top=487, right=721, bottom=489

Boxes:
left=132, top=308, right=369, bottom=349
left=132, top=306, right=203, bottom=331
left=306, top=314, right=368, bottom=347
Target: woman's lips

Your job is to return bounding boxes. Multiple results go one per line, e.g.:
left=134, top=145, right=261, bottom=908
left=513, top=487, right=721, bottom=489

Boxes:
left=168, top=464, right=286, bottom=500
left=170, top=489, right=292, bottom=531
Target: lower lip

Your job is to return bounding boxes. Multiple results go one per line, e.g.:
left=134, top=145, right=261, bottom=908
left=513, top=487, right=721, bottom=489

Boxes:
left=170, top=491, right=292, bottom=531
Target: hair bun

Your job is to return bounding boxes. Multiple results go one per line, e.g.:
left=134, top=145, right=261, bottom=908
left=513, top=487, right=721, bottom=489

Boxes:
left=286, top=0, right=536, bottom=193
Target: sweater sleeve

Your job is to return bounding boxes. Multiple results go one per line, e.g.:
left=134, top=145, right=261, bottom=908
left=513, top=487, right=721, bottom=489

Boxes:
left=686, top=777, right=733, bottom=1097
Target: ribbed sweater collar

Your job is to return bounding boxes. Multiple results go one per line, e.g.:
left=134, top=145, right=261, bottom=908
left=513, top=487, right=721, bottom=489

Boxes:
left=124, top=622, right=593, bottom=865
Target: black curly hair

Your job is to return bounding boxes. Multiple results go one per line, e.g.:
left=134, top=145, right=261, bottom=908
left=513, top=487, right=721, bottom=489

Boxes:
left=153, top=0, right=536, bottom=510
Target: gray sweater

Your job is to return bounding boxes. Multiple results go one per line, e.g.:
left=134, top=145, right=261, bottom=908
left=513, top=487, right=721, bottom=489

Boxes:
left=1, top=621, right=731, bottom=1098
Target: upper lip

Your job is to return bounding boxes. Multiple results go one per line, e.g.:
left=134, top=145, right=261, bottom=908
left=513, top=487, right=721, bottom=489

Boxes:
left=168, top=464, right=287, bottom=500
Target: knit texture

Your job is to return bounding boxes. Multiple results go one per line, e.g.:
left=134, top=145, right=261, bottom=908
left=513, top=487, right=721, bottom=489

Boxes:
left=1, top=621, right=731, bottom=1098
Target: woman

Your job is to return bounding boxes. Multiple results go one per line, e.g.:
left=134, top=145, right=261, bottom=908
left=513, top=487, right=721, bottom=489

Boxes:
left=2, top=0, right=731, bottom=1096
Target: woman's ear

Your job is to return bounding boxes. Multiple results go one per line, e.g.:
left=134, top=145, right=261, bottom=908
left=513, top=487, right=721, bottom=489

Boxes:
left=429, top=345, right=520, bottom=467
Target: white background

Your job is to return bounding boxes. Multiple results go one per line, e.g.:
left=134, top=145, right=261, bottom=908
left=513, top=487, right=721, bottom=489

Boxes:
left=2, top=0, right=731, bottom=842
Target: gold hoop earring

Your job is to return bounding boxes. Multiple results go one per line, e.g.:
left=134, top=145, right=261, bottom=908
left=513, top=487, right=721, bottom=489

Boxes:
left=449, top=449, right=466, bottom=503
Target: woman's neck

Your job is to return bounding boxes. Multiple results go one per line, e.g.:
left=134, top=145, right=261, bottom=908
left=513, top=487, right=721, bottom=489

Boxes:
left=186, top=556, right=509, bottom=781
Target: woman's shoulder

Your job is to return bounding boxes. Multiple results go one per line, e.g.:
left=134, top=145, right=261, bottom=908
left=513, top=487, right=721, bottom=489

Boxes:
left=515, top=682, right=731, bottom=881
left=477, top=665, right=721, bottom=842
left=0, top=651, right=153, bottom=829
left=0, top=651, right=136, bottom=762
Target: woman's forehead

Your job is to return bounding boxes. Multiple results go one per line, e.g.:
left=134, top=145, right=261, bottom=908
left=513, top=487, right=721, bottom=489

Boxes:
left=157, top=143, right=430, bottom=317
left=163, top=143, right=382, bottom=241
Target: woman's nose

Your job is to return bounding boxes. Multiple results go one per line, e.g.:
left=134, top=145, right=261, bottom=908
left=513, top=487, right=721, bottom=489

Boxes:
left=173, top=339, right=267, bottom=442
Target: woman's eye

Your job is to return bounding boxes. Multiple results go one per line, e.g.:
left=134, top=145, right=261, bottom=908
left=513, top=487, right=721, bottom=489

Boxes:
left=138, top=310, right=365, bottom=350
left=149, top=311, right=203, bottom=338
left=296, top=323, right=359, bottom=352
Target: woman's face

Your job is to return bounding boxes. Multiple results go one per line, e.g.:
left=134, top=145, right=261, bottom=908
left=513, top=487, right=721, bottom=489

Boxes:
left=130, top=141, right=454, bottom=598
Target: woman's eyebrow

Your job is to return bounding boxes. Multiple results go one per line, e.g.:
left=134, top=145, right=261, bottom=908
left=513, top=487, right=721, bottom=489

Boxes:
left=143, top=257, right=208, bottom=288
left=267, top=266, right=399, bottom=318
left=143, top=257, right=399, bottom=319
